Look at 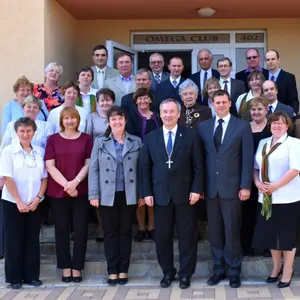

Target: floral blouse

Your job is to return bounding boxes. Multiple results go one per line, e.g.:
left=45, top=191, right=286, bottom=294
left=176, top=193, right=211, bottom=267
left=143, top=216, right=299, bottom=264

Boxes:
left=33, top=84, right=64, bottom=111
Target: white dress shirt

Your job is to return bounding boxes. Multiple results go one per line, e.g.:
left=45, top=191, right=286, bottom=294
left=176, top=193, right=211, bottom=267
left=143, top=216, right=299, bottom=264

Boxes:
left=80, top=88, right=98, bottom=114
left=214, top=113, right=231, bottom=143
left=219, top=77, right=231, bottom=95
left=0, top=143, right=47, bottom=204
left=254, top=133, right=300, bottom=204
left=235, top=90, right=255, bottom=112
left=95, top=66, right=106, bottom=89
left=47, top=105, right=88, bottom=133
left=163, top=124, right=178, bottom=150
left=169, top=76, right=181, bottom=87
left=268, top=100, right=278, bottom=113
left=200, top=68, right=212, bottom=88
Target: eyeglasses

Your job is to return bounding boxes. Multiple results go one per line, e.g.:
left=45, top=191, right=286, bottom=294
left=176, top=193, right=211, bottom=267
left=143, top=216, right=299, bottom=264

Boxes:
left=246, top=56, right=258, bottom=60
left=23, top=151, right=37, bottom=168
left=181, top=92, right=196, bottom=97
left=150, top=61, right=163, bottom=64
left=218, top=64, right=230, bottom=68
left=271, top=122, right=287, bottom=126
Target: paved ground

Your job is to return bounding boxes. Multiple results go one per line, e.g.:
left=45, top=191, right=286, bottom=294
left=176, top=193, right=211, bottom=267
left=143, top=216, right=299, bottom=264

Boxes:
left=1, top=281, right=300, bottom=300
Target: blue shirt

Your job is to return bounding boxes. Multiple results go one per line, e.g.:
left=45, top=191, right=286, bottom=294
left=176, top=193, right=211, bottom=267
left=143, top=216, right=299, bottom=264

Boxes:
left=1, top=99, right=49, bottom=137
left=113, top=138, right=125, bottom=192
left=268, top=68, right=281, bottom=81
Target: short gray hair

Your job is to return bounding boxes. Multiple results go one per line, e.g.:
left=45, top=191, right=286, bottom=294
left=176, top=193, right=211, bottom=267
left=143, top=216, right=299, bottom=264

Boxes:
left=136, top=68, right=152, bottom=80
left=149, top=52, right=164, bottom=63
left=178, top=79, right=199, bottom=95
left=198, top=48, right=212, bottom=58
left=22, top=95, right=42, bottom=110
left=159, top=98, right=181, bottom=113
left=45, top=62, right=63, bottom=76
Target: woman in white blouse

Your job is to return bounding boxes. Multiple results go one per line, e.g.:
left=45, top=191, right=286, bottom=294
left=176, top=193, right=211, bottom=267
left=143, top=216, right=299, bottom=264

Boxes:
left=252, top=111, right=300, bottom=288
left=0, top=117, right=47, bottom=289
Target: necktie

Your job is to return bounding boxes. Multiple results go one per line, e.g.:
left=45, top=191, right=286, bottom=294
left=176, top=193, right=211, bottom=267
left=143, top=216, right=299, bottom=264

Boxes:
left=154, top=74, right=161, bottom=84
left=203, top=71, right=208, bottom=89
left=166, top=131, right=173, bottom=156
left=98, top=70, right=104, bottom=89
left=268, top=105, right=273, bottom=114
left=214, top=119, right=224, bottom=153
left=271, top=75, right=275, bottom=82
left=223, top=80, right=228, bottom=92
left=172, top=80, right=177, bottom=88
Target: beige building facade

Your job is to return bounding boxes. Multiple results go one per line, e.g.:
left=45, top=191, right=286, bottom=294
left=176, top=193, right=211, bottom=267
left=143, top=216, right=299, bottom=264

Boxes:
left=1, top=0, right=300, bottom=116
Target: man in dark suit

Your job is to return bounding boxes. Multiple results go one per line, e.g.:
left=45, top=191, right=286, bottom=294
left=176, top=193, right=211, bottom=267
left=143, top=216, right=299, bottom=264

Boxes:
left=149, top=52, right=169, bottom=91
left=121, top=68, right=159, bottom=116
left=265, top=49, right=299, bottom=114
left=198, top=90, right=254, bottom=289
left=262, top=80, right=294, bottom=119
left=155, top=57, right=185, bottom=106
left=235, top=48, right=268, bottom=91
left=217, top=57, right=245, bottom=104
left=141, top=99, right=203, bottom=289
left=189, top=49, right=220, bottom=103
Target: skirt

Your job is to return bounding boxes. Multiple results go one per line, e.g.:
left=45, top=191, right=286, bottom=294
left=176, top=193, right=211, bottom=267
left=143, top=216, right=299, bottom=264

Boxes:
left=252, top=201, right=300, bottom=251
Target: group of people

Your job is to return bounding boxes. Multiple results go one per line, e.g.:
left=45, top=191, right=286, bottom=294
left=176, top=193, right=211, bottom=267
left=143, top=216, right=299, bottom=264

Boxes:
left=0, top=44, right=299, bottom=291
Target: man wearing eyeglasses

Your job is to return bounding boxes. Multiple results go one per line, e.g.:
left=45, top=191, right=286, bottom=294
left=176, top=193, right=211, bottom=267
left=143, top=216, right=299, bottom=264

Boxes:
left=149, top=53, right=169, bottom=91
left=235, top=48, right=268, bottom=91
left=91, top=45, right=119, bottom=90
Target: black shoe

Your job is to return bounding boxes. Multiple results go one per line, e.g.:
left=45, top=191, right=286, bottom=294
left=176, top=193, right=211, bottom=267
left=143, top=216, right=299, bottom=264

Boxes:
left=10, top=283, right=22, bottom=289
left=266, top=266, right=283, bottom=283
left=147, top=229, right=155, bottom=241
left=72, top=276, right=82, bottom=283
left=61, top=276, right=72, bottom=283
left=229, top=276, right=241, bottom=288
left=179, top=277, right=190, bottom=289
left=95, top=237, right=104, bottom=243
left=118, top=277, right=128, bottom=285
left=23, top=280, right=43, bottom=287
left=134, top=230, right=146, bottom=242
left=107, top=278, right=118, bottom=286
left=278, top=271, right=294, bottom=288
left=207, top=274, right=226, bottom=286
left=160, top=270, right=177, bottom=288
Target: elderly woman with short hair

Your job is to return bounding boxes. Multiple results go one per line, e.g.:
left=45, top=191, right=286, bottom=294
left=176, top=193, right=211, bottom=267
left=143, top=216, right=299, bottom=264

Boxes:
left=178, top=79, right=212, bottom=128
left=33, top=62, right=64, bottom=111
left=2, top=76, right=49, bottom=137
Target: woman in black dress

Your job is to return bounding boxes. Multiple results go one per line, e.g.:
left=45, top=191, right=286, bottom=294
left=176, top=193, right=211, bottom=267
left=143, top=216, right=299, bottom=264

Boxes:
left=126, top=88, right=161, bottom=242
left=241, top=97, right=271, bottom=255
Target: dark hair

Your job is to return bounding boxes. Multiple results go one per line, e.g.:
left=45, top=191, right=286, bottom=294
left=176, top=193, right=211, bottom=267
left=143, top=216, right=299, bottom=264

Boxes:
left=62, top=81, right=80, bottom=96
left=105, top=106, right=127, bottom=137
left=267, top=111, right=293, bottom=133
left=217, top=57, right=232, bottom=67
left=96, top=88, right=115, bottom=103
left=76, top=66, right=94, bottom=82
left=133, top=88, right=153, bottom=105
left=92, top=45, right=108, bottom=55
left=116, top=53, right=133, bottom=63
left=14, top=117, right=37, bottom=132
left=212, top=90, right=231, bottom=102
left=247, top=70, right=265, bottom=88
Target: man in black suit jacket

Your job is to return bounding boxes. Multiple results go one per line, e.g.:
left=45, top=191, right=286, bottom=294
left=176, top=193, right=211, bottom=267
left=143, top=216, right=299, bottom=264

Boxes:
left=189, top=49, right=220, bottom=103
left=155, top=57, right=185, bottom=106
left=142, top=99, right=203, bottom=289
left=198, top=90, right=254, bottom=289
left=121, top=68, right=159, bottom=116
left=217, top=57, right=245, bottom=104
left=265, top=49, right=299, bottom=113
left=149, top=52, right=169, bottom=91
left=262, top=80, right=294, bottom=119
left=235, top=48, right=268, bottom=91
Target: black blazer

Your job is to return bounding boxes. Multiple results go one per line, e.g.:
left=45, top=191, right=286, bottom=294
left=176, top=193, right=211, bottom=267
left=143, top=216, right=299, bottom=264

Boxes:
left=235, top=68, right=269, bottom=91
left=155, top=77, right=186, bottom=106
left=189, top=69, right=220, bottom=103
left=141, top=126, right=204, bottom=205
left=275, top=69, right=299, bottom=114
left=150, top=72, right=169, bottom=91
left=230, top=78, right=246, bottom=104
left=198, top=116, right=254, bottom=199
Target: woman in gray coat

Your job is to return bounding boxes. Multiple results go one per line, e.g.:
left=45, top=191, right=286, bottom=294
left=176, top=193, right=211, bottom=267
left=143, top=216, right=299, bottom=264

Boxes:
left=89, top=106, right=142, bottom=286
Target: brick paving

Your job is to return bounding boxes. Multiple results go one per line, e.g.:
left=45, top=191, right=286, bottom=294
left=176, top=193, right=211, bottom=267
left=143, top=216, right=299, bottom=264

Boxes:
left=1, top=282, right=300, bottom=299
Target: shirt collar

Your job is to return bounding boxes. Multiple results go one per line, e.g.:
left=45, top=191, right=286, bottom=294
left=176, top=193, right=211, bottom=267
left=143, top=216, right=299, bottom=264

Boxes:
left=153, top=72, right=162, bottom=77
left=120, top=75, right=132, bottom=82
left=269, top=68, right=281, bottom=80
left=95, top=66, right=106, bottom=73
left=220, top=77, right=231, bottom=83
left=201, top=68, right=212, bottom=74
left=11, top=142, right=41, bottom=155
left=267, top=132, right=288, bottom=150
left=245, top=66, right=263, bottom=73
left=163, top=124, right=178, bottom=136
left=246, top=90, right=255, bottom=102
left=169, top=76, right=181, bottom=84
left=215, top=113, right=231, bottom=124
left=80, top=89, right=93, bottom=96
left=269, top=100, right=278, bottom=109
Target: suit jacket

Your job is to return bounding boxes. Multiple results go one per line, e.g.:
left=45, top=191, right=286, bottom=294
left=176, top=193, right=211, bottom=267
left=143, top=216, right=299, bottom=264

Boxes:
left=188, top=69, right=220, bottom=103
left=198, top=116, right=254, bottom=199
left=275, top=69, right=299, bottom=113
left=272, top=101, right=294, bottom=119
left=178, top=103, right=212, bottom=129
left=235, top=68, right=269, bottom=91
left=104, top=75, right=136, bottom=106
left=88, top=132, right=142, bottom=206
left=229, top=78, right=246, bottom=104
left=155, top=77, right=186, bottom=106
left=150, top=72, right=169, bottom=91
left=141, top=126, right=203, bottom=205
left=91, top=65, right=119, bottom=90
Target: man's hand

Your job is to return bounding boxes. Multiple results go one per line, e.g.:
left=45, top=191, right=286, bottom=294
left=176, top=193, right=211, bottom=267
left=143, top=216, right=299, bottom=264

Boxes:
left=144, top=196, right=154, bottom=207
left=238, top=189, right=250, bottom=201
left=189, top=193, right=200, bottom=205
